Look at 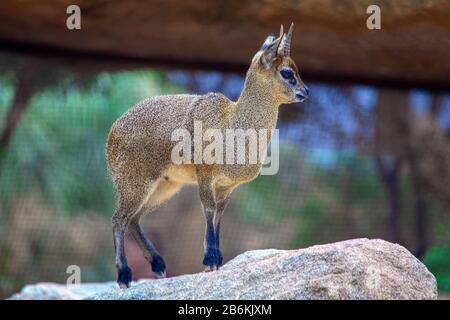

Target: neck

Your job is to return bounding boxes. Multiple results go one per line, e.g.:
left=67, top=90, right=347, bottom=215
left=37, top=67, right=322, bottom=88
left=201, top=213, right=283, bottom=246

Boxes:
left=235, top=69, right=280, bottom=130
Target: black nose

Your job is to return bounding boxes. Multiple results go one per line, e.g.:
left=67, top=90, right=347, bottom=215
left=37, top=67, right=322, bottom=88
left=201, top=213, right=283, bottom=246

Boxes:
left=296, top=93, right=305, bottom=100
left=296, top=86, right=309, bottom=101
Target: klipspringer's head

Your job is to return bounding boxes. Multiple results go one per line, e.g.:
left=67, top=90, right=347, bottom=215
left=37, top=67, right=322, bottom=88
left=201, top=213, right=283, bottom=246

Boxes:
left=250, top=23, right=309, bottom=104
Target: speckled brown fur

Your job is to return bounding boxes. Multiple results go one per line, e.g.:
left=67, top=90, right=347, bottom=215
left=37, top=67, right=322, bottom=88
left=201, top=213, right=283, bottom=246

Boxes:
left=106, top=23, right=309, bottom=288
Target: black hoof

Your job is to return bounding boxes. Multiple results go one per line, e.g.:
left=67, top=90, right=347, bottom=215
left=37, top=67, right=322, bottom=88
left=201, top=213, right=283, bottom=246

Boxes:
left=151, top=255, right=166, bottom=277
left=203, top=247, right=223, bottom=269
left=117, top=265, right=132, bottom=289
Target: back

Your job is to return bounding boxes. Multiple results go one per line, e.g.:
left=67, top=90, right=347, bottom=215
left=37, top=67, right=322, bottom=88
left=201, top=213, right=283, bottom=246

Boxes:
left=111, top=94, right=199, bottom=141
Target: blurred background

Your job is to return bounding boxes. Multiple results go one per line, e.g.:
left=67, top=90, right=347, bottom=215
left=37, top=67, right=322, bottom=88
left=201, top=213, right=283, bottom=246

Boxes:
left=0, top=0, right=450, bottom=298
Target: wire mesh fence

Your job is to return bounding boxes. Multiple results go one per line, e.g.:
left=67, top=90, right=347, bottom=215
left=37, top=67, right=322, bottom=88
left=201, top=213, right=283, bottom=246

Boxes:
left=0, top=52, right=449, bottom=298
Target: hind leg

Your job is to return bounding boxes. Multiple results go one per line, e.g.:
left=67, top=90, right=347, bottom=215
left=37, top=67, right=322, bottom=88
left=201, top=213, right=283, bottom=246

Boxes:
left=111, top=176, right=155, bottom=288
left=128, top=177, right=182, bottom=278
left=128, top=218, right=167, bottom=278
left=112, top=200, right=138, bottom=289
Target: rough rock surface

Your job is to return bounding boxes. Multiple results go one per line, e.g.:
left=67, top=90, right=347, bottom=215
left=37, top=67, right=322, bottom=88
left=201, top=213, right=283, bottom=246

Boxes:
left=8, top=282, right=119, bottom=300
left=0, top=1, right=449, bottom=87
left=9, top=239, right=437, bottom=300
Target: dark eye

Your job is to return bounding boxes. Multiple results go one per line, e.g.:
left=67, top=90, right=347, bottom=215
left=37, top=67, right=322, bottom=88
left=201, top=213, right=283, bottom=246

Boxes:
left=280, top=69, right=297, bottom=85
left=280, top=69, right=294, bottom=79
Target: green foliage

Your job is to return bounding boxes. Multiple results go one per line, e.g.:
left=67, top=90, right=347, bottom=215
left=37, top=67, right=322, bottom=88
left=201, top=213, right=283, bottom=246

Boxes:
left=234, top=143, right=310, bottom=226
left=0, top=70, right=184, bottom=217
left=234, top=148, right=385, bottom=247
left=0, top=68, right=186, bottom=297
left=291, top=195, right=325, bottom=247
left=424, top=244, right=450, bottom=292
left=0, top=73, right=14, bottom=129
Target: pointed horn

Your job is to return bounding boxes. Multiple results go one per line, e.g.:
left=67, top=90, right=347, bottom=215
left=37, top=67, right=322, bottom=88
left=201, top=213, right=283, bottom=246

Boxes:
left=279, top=24, right=284, bottom=39
left=278, top=22, right=294, bottom=57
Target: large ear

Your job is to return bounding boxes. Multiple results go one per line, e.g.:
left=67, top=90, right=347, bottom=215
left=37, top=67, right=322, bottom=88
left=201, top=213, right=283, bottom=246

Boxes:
left=277, top=22, right=294, bottom=57
left=260, top=25, right=284, bottom=69
left=259, top=35, right=276, bottom=51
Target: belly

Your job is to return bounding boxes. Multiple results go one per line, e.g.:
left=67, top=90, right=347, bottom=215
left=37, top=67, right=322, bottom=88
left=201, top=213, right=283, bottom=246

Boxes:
left=164, top=163, right=262, bottom=188
left=164, top=164, right=198, bottom=184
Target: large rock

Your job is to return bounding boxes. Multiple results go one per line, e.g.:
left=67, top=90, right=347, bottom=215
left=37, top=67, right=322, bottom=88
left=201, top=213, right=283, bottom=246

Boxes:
left=10, top=239, right=437, bottom=300
left=0, top=1, right=449, bottom=88
left=8, top=282, right=118, bottom=300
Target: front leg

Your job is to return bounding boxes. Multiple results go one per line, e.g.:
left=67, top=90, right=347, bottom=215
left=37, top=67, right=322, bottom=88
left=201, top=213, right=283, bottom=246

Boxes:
left=197, top=177, right=222, bottom=271
left=214, top=185, right=235, bottom=249
left=203, top=214, right=223, bottom=271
